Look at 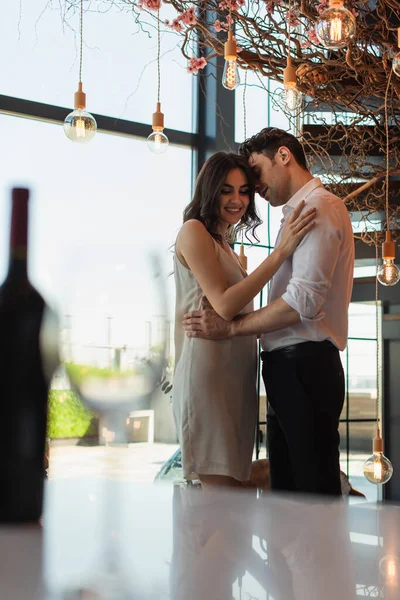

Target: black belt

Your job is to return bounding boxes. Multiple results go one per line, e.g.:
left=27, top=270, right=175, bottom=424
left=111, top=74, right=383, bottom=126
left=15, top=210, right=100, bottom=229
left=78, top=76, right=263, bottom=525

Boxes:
left=260, top=340, right=337, bottom=362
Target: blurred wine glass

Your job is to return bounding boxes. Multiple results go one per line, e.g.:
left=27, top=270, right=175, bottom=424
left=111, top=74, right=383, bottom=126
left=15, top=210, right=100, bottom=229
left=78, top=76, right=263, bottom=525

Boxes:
left=62, top=246, right=166, bottom=408
left=56, top=243, right=167, bottom=598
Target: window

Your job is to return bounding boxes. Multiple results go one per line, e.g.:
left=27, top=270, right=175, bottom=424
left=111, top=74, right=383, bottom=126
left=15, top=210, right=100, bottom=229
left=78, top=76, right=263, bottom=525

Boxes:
left=0, top=114, right=192, bottom=313
left=340, top=302, right=380, bottom=501
left=3, top=1, right=194, bottom=132
left=1, top=112, right=193, bottom=478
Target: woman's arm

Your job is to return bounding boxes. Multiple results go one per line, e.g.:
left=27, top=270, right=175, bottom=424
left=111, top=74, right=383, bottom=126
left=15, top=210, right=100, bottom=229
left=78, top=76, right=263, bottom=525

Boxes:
left=176, top=201, right=316, bottom=321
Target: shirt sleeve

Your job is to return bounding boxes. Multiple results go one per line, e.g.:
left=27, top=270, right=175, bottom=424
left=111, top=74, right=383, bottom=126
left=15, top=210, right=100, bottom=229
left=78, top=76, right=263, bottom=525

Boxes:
left=281, top=196, right=342, bottom=322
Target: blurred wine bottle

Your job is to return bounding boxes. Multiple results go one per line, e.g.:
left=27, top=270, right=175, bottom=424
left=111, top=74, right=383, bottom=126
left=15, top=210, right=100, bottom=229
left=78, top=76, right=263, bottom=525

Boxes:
left=0, top=187, right=59, bottom=523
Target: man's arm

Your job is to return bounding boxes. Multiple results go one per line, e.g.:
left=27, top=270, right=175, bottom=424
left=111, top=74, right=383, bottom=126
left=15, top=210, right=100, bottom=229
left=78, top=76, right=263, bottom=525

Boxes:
left=183, top=297, right=300, bottom=339
left=232, top=298, right=300, bottom=336
left=184, top=195, right=344, bottom=340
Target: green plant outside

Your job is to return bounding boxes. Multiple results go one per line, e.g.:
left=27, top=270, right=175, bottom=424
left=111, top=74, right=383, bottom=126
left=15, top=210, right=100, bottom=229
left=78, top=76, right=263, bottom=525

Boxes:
left=66, top=362, right=135, bottom=383
left=47, top=389, right=97, bottom=439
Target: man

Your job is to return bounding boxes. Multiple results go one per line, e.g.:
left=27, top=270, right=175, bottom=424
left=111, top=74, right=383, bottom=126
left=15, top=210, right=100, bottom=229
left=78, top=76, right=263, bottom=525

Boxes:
left=183, top=128, right=354, bottom=496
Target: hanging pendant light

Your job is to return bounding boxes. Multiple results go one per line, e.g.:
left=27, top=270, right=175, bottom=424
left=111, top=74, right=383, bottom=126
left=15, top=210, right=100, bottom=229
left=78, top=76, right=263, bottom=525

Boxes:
left=363, top=245, right=393, bottom=486
left=377, top=230, right=400, bottom=286
left=363, top=427, right=393, bottom=485
left=147, top=9, right=169, bottom=154
left=280, top=53, right=303, bottom=112
left=238, top=229, right=247, bottom=270
left=377, top=72, right=399, bottom=286
left=222, top=30, right=240, bottom=90
left=147, top=102, right=169, bottom=154
left=392, top=27, right=400, bottom=77
left=64, top=0, right=97, bottom=143
left=315, top=0, right=356, bottom=50
left=64, top=83, right=97, bottom=143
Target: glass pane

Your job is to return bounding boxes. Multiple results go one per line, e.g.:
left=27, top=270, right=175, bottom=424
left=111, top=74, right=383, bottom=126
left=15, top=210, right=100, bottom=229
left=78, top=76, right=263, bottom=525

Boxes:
left=254, top=196, right=272, bottom=247
left=267, top=202, right=284, bottom=247
left=235, top=70, right=269, bottom=144
left=347, top=340, right=377, bottom=420
left=354, top=265, right=377, bottom=278
left=256, top=424, right=267, bottom=459
left=0, top=114, right=192, bottom=479
left=339, top=421, right=348, bottom=458
left=347, top=422, right=379, bottom=502
left=232, top=243, right=270, bottom=311
left=268, top=79, right=291, bottom=131
left=348, top=302, right=378, bottom=339
left=4, top=2, right=194, bottom=132
left=0, top=114, right=192, bottom=309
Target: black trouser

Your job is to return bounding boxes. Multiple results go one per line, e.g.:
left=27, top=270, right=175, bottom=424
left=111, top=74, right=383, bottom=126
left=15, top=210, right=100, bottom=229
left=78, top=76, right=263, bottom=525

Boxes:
left=261, top=340, right=345, bottom=496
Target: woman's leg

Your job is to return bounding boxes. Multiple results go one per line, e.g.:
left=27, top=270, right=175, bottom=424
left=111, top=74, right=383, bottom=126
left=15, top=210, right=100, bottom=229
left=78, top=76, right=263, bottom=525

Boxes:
left=198, top=474, right=244, bottom=489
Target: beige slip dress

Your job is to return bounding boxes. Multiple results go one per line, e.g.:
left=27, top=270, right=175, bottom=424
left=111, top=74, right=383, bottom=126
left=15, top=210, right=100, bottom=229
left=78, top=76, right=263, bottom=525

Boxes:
left=172, top=239, right=258, bottom=482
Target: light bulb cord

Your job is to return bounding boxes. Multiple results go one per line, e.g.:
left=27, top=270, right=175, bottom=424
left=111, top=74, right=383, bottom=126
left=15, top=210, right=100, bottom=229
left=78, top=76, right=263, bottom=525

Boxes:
left=157, top=8, right=161, bottom=104
left=384, top=70, right=393, bottom=228
left=79, top=0, right=83, bottom=84
left=288, top=0, right=292, bottom=55
left=375, top=242, right=380, bottom=430
left=243, top=68, right=248, bottom=139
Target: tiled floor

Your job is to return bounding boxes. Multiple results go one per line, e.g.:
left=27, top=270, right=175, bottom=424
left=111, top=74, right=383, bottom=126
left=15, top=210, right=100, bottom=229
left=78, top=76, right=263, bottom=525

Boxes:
left=48, top=442, right=180, bottom=482
left=48, top=443, right=377, bottom=502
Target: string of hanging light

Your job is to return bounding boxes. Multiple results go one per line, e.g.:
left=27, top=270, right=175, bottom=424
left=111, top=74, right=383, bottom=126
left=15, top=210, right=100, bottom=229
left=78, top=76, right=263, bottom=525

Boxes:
left=238, top=68, right=248, bottom=271
left=147, top=8, right=169, bottom=154
left=222, top=10, right=240, bottom=91
left=280, top=0, right=302, bottom=113
left=363, top=243, right=393, bottom=485
left=377, top=70, right=400, bottom=287
left=64, top=0, right=97, bottom=143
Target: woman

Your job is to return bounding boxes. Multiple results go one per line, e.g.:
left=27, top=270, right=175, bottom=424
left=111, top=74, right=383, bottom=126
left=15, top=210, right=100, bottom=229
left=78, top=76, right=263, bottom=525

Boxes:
left=173, top=152, right=315, bottom=488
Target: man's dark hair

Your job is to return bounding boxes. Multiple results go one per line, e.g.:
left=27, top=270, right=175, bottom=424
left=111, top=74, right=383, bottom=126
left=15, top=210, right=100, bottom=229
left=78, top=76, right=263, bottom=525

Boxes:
left=239, top=127, right=309, bottom=171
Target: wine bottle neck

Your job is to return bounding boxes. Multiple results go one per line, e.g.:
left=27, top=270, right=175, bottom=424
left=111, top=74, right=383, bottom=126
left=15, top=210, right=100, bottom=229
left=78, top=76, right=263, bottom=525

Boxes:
left=7, top=188, right=29, bottom=281
left=7, top=251, right=28, bottom=280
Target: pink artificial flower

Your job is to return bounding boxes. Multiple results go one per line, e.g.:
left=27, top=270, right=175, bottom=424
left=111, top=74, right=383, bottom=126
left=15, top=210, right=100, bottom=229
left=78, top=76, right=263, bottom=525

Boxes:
left=265, top=0, right=283, bottom=14
left=219, top=0, right=245, bottom=12
left=187, top=57, right=208, bottom=74
left=181, top=7, right=197, bottom=25
left=287, top=9, right=300, bottom=28
left=301, top=40, right=311, bottom=48
left=140, top=0, right=162, bottom=11
left=213, top=18, right=231, bottom=31
left=170, top=17, right=183, bottom=33
left=351, top=8, right=358, bottom=16
left=226, top=14, right=234, bottom=26
left=307, top=28, right=319, bottom=44
left=213, top=19, right=223, bottom=32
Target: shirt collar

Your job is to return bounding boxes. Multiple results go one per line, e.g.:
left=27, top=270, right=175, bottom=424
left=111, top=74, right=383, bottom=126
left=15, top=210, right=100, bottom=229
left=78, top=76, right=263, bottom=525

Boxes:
left=282, top=177, right=323, bottom=216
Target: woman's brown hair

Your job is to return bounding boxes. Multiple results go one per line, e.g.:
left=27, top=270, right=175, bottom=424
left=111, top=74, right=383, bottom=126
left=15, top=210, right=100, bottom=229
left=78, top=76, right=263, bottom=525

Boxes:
left=183, top=152, right=261, bottom=243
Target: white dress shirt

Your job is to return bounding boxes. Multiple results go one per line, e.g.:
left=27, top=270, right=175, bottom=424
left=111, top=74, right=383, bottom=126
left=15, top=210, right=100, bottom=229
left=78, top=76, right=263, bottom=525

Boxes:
left=261, top=177, right=354, bottom=352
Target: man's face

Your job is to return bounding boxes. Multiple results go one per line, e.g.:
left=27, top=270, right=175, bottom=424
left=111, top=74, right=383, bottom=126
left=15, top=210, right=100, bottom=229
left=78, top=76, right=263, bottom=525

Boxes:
left=249, top=151, right=290, bottom=208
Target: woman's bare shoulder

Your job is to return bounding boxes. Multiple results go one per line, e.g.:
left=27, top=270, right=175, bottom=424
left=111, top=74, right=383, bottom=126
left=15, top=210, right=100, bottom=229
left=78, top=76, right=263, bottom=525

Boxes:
left=177, top=220, right=213, bottom=244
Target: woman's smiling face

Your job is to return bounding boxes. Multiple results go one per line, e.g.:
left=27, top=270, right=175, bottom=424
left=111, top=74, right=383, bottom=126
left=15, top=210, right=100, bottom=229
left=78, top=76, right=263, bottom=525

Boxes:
left=218, top=168, right=250, bottom=228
